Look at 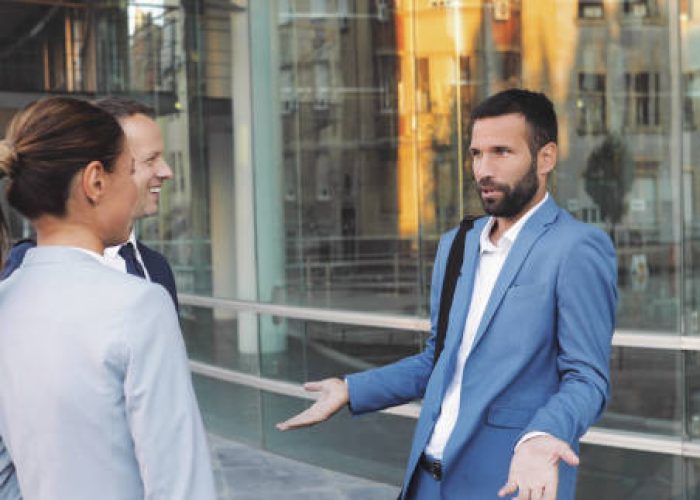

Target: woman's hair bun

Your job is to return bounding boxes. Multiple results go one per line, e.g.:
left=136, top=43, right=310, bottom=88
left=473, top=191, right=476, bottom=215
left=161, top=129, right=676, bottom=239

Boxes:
left=0, top=140, right=17, bottom=179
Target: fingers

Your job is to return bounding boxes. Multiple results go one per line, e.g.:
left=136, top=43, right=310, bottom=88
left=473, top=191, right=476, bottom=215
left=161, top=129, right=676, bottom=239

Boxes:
left=275, top=408, right=319, bottom=431
left=499, top=482, right=550, bottom=500
left=542, top=483, right=557, bottom=500
left=498, top=479, right=517, bottom=497
left=501, top=434, right=570, bottom=499
left=302, top=381, right=324, bottom=393
left=276, top=401, right=330, bottom=430
left=557, top=445, right=579, bottom=467
left=276, top=378, right=349, bottom=431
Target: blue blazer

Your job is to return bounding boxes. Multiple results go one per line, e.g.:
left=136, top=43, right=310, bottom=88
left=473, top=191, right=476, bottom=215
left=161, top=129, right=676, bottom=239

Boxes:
left=1, top=240, right=178, bottom=310
left=346, top=197, right=618, bottom=499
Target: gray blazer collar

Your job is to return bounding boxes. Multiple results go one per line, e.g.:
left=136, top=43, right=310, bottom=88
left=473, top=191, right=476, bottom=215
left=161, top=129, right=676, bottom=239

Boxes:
left=22, top=246, right=103, bottom=267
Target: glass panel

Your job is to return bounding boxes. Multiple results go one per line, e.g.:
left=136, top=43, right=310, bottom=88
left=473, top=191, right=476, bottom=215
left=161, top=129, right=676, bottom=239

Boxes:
left=529, top=1, right=677, bottom=334
left=181, top=305, right=262, bottom=375
left=682, top=0, right=700, bottom=337
left=186, top=308, right=423, bottom=484
left=259, top=0, right=431, bottom=314
left=258, top=315, right=427, bottom=383
left=599, top=347, right=682, bottom=436
left=193, top=374, right=263, bottom=449
left=263, top=391, right=411, bottom=485
left=0, top=2, right=682, bottom=333
left=235, top=0, right=683, bottom=333
left=685, top=350, right=700, bottom=439
left=685, top=457, right=700, bottom=497
left=257, top=315, right=424, bottom=484
left=578, top=445, right=684, bottom=499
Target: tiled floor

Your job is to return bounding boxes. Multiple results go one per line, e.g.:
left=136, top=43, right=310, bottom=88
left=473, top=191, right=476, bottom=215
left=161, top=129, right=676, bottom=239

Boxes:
left=209, top=434, right=401, bottom=500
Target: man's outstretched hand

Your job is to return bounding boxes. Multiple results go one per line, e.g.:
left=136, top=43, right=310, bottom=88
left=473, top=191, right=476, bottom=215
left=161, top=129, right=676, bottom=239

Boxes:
left=498, top=434, right=579, bottom=500
left=276, top=378, right=349, bottom=431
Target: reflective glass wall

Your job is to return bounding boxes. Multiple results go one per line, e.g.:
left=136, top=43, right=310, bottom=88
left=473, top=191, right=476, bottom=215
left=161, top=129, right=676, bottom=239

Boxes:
left=2, top=0, right=700, bottom=498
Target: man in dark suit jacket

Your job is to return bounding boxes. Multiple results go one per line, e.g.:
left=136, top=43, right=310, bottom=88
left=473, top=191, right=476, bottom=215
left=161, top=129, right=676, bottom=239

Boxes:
left=0, top=97, right=177, bottom=309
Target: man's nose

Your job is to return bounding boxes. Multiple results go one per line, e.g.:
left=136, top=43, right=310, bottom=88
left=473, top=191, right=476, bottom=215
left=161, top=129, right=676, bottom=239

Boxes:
left=472, top=155, right=493, bottom=180
left=157, top=159, right=173, bottom=180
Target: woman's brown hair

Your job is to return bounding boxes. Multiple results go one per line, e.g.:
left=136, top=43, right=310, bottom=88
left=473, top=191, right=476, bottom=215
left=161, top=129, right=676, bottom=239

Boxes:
left=0, top=97, right=124, bottom=221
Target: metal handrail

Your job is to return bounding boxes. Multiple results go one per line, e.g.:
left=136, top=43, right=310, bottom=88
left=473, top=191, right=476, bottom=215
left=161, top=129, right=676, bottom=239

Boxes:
left=188, top=361, right=700, bottom=458
left=182, top=295, right=700, bottom=458
left=179, top=293, right=430, bottom=332
left=180, top=293, right=700, bottom=351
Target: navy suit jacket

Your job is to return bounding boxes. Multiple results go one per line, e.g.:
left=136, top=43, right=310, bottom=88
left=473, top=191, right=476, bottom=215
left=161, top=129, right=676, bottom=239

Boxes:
left=1, top=240, right=178, bottom=310
left=135, top=241, right=179, bottom=311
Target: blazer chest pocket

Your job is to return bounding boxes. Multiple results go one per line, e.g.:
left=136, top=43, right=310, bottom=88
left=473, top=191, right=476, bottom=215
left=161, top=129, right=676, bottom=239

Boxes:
left=486, top=406, right=536, bottom=429
left=505, top=283, right=546, bottom=300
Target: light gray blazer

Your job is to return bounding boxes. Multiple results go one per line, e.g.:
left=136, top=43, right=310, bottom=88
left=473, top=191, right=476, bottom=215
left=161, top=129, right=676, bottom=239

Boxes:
left=0, top=247, right=215, bottom=500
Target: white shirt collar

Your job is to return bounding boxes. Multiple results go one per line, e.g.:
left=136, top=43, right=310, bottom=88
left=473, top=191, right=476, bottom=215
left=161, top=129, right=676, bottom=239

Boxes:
left=103, top=229, right=137, bottom=259
left=479, top=192, right=549, bottom=253
left=71, top=247, right=107, bottom=264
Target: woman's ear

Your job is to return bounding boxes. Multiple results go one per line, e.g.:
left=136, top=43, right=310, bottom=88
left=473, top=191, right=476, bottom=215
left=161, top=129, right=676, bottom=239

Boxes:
left=80, top=161, right=107, bottom=205
left=537, top=142, right=557, bottom=176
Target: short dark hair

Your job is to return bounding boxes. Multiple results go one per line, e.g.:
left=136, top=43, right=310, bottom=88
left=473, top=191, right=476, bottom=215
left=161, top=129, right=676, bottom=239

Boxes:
left=469, top=89, right=557, bottom=155
left=0, top=97, right=124, bottom=219
left=93, top=96, right=155, bottom=120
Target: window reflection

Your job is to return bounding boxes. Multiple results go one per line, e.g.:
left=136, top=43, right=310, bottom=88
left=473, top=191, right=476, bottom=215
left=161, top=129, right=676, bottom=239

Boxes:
left=0, top=0, right=700, bottom=496
left=265, top=0, right=680, bottom=335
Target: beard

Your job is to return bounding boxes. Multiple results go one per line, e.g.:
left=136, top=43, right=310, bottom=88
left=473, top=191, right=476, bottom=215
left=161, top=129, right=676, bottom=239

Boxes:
left=477, top=160, right=539, bottom=218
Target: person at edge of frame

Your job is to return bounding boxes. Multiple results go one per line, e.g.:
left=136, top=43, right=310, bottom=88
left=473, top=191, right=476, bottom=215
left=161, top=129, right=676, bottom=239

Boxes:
left=0, top=97, right=215, bottom=500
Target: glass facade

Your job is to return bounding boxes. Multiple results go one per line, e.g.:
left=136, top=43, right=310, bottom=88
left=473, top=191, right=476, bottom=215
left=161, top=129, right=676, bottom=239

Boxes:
left=2, top=0, right=700, bottom=497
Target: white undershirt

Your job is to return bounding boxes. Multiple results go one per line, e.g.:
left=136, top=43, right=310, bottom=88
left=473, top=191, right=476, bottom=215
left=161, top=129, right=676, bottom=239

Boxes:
left=102, top=230, right=151, bottom=281
left=424, top=193, right=549, bottom=460
left=72, top=247, right=107, bottom=264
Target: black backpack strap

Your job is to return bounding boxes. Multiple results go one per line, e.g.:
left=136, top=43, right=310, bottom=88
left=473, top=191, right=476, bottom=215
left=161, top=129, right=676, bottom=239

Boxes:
left=433, top=216, right=475, bottom=366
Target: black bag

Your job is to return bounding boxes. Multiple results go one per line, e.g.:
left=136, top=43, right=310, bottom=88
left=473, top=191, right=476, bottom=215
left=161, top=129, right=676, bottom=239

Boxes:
left=397, top=216, right=476, bottom=499
left=433, top=216, right=475, bottom=366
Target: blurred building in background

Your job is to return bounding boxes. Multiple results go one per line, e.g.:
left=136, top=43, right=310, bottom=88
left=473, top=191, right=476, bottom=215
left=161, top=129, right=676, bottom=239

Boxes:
left=1, top=0, right=700, bottom=497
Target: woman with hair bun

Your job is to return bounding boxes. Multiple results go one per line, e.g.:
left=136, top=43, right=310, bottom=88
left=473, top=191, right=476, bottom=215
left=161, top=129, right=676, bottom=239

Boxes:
left=0, top=97, right=215, bottom=500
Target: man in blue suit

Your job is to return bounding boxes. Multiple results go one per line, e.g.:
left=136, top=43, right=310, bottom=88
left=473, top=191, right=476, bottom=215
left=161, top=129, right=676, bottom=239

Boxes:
left=278, top=89, right=617, bottom=499
left=0, top=98, right=177, bottom=309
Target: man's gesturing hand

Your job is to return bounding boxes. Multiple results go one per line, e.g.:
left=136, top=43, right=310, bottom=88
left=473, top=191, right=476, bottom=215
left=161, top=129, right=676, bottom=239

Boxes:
left=497, top=435, right=579, bottom=500
left=276, top=378, right=349, bottom=431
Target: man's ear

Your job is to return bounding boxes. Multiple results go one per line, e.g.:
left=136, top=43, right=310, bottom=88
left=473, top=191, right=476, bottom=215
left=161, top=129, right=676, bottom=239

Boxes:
left=537, top=142, right=557, bottom=175
left=81, top=161, right=107, bottom=205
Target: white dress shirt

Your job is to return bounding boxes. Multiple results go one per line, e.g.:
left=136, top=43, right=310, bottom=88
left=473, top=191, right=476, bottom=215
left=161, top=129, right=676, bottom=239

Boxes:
left=425, top=193, right=549, bottom=459
left=73, top=247, right=107, bottom=264
left=103, top=230, right=151, bottom=280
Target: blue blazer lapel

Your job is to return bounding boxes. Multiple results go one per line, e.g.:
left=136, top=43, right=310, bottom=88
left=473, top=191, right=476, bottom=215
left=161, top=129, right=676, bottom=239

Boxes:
left=469, top=197, right=560, bottom=352
left=435, top=218, right=484, bottom=393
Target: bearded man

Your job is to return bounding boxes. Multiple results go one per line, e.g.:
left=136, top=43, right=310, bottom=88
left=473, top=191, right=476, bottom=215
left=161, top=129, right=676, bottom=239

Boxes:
left=277, top=89, right=618, bottom=500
